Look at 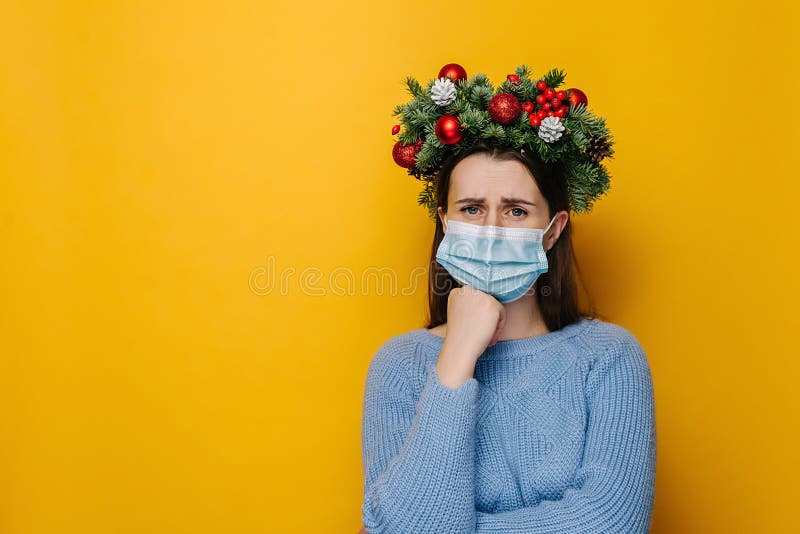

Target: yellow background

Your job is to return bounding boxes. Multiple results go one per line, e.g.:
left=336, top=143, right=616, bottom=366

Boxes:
left=1, top=1, right=797, bottom=532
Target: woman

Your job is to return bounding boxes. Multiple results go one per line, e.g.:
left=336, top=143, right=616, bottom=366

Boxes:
left=359, top=140, right=657, bottom=533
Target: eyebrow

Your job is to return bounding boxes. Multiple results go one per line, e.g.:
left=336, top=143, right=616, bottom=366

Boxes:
left=454, top=196, right=536, bottom=206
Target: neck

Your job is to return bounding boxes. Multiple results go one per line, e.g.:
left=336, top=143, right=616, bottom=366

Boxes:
left=497, top=287, right=549, bottom=341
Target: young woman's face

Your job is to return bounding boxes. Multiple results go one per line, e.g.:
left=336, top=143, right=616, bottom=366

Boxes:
left=438, top=152, right=553, bottom=230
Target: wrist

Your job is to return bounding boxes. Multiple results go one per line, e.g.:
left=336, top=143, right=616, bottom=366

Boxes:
left=435, top=361, right=473, bottom=389
left=436, top=347, right=478, bottom=389
left=441, top=338, right=482, bottom=363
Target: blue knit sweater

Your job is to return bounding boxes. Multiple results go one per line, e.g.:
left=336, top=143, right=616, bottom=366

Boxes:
left=360, top=316, right=656, bottom=533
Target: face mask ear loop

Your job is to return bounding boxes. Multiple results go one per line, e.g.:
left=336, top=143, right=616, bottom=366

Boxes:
left=544, top=213, right=558, bottom=235
left=442, top=213, right=447, bottom=233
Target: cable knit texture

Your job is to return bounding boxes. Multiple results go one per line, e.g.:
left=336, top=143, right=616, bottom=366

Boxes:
left=360, top=317, right=656, bottom=533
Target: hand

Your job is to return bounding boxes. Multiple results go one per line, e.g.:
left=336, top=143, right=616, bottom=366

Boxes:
left=358, top=528, right=368, bottom=534
left=436, top=284, right=506, bottom=389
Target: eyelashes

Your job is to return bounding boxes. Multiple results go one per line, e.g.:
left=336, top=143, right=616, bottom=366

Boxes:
left=460, top=206, right=528, bottom=217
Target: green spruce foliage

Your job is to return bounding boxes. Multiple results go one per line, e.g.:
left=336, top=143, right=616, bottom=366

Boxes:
left=392, top=64, right=614, bottom=220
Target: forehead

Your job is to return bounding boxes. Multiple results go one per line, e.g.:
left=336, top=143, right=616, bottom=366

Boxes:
left=449, top=153, right=542, bottom=202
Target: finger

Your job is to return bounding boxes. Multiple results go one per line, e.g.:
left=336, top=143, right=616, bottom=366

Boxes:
left=489, top=309, right=505, bottom=345
left=488, top=328, right=500, bottom=346
left=496, top=303, right=507, bottom=333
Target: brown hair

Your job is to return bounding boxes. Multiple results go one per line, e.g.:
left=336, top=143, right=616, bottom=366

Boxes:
left=425, top=140, right=600, bottom=331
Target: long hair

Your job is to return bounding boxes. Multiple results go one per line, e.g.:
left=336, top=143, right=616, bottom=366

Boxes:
left=425, top=140, right=599, bottom=331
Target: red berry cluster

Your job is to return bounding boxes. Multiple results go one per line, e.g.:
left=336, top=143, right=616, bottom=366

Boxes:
left=521, top=80, right=568, bottom=127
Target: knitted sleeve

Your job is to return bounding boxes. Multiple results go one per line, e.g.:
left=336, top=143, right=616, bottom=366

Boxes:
left=360, top=336, right=480, bottom=534
left=474, top=331, right=657, bottom=534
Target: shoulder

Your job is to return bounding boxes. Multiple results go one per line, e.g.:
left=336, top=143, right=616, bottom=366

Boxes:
left=578, top=318, right=652, bottom=376
left=369, top=328, right=427, bottom=366
left=580, top=318, right=645, bottom=351
left=364, top=329, right=429, bottom=393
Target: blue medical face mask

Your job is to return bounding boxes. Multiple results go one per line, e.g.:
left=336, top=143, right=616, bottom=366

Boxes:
left=435, top=213, right=558, bottom=303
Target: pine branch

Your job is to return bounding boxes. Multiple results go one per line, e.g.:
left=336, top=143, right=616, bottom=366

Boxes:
left=459, top=107, right=489, bottom=133
left=417, top=179, right=436, bottom=214
left=405, top=76, right=424, bottom=98
left=565, top=104, right=608, bottom=138
left=543, top=68, right=567, bottom=89
left=514, top=64, right=532, bottom=79
left=397, top=131, right=421, bottom=144
left=566, top=128, right=589, bottom=150
left=483, top=123, right=506, bottom=140
left=408, top=106, right=437, bottom=129
left=565, top=161, right=611, bottom=213
left=468, top=84, right=493, bottom=108
left=443, top=98, right=467, bottom=115
left=468, top=73, right=492, bottom=88
left=507, top=128, right=526, bottom=148
left=415, top=130, right=445, bottom=172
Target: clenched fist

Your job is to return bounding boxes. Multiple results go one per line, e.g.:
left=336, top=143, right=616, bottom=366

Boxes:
left=436, top=284, right=506, bottom=389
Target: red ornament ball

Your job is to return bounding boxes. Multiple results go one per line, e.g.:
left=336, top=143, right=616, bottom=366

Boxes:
left=521, top=101, right=534, bottom=113
left=435, top=115, right=462, bottom=144
left=536, top=80, right=547, bottom=91
left=567, top=87, right=588, bottom=107
left=391, top=124, right=400, bottom=135
left=507, top=73, right=520, bottom=83
left=392, top=141, right=421, bottom=168
left=438, top=63, right=467, bottom=83
left=488, top=93, right=521, bottom=125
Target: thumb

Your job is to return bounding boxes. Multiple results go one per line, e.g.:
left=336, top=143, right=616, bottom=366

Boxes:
left=496, top=303, right=507, bottom=334
left=488, top=305, right=506, bottom=346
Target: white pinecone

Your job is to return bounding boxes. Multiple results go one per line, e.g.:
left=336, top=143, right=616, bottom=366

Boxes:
left=537, top=116, right=565, bottom=143
left=430, top=77, right=456, bottom=107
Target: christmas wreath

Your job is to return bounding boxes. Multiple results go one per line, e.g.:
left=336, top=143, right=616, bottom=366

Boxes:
left=390, top=63, right=614, bottom=220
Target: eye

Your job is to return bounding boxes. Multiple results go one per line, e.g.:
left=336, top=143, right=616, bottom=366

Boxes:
left=461, top=206, right=480, bottom=215
left=509, top=207, right=527, bottom=217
